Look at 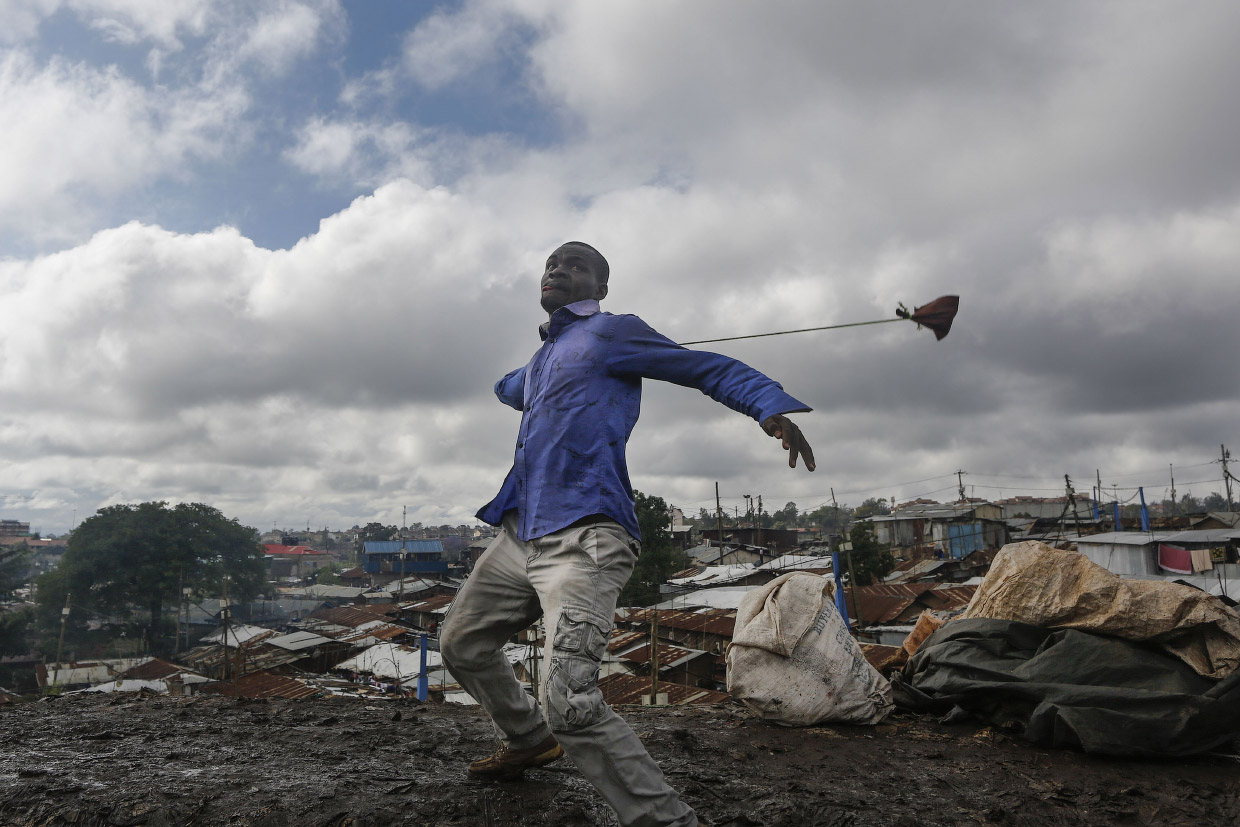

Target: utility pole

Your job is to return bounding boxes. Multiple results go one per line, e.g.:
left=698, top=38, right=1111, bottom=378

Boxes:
left=715, top=482, right=724, bottom=547
left=956, top=470, right=967, bottom=502
left=648, top=606, right=660, bottom=705
left=1223, top=444, right=1234, bottom=511
left=53, top=593, right=71, bottom=688
left=756, top=494, right=763, bottom=553
left=175, top=567, right=183, bottom=655
left=832, top=488, right=860, bottom=626
left=1169, top=464, right=1177, bottom=516
left=1065, top=474, right=1081, bottom=537
left=398, top=506, right=407, bottom=605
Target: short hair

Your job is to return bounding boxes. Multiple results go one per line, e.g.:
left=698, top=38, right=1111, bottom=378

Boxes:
left=562, top=241, right=609, bottom=283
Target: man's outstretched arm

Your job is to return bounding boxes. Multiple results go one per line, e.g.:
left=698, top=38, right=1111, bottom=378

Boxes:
left=761, top=414, right=816, bottom=471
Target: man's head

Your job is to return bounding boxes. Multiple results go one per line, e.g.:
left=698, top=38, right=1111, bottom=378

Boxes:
left=540, top=241, right=609, bottom=315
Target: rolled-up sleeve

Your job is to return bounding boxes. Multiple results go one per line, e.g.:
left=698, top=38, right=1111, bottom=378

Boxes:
left=604, top=314, right=812, bottom=423
left=494, top=366, right=527, bottom=411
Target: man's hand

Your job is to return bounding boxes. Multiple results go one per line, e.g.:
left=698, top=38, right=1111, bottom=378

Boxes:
left=761, top=414, right=816, bottom=471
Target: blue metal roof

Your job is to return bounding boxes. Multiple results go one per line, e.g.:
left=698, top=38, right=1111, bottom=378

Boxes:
left=364, top=540, right=444, bottom=554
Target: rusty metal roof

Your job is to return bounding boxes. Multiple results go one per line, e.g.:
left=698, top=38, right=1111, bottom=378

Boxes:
left=847, top=583, right=976, bottom=625
left=201, top=671, right=324, bottom=700
left=623, top=608, right=736, bottom=637
left=119, top=657, right=196, bottom=682
left=336, top=623, right=410, bottom=644
left=608, top=630, right=647, bottom=653
left=597, top=672, right=730, bottom=706
left=619, top=642, right=709, bottom=671
left=403, top=594, right=455, bottom=613
left=310, top=605, right=397, bottom=629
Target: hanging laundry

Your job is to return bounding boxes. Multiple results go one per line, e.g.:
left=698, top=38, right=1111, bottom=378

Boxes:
left=1158, top=543, right=1193, bottom=574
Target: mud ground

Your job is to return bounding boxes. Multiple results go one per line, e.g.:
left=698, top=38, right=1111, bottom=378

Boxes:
left=1, top=693, right=1237, bottom=827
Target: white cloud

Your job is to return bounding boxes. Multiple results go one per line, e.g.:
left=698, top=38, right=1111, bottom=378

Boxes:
left=400, top=0, right=520, bottom=90
left=68, top=0, right=212, bottom=50
left=0, top=49, right=252, bottom=242
left=7, top=2, right=1240, bottom=535
left=0, top=0, right=63, bottom=45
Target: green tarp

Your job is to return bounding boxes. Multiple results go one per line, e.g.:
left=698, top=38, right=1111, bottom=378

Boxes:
left=893, top=618, right=1240, bottom=757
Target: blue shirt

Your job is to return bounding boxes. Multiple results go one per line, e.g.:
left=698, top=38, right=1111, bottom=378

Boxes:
left=477, top=300, right=812, bottom=542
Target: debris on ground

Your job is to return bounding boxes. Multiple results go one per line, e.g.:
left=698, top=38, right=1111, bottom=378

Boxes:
left=2, top=692, right=1239, bottom=826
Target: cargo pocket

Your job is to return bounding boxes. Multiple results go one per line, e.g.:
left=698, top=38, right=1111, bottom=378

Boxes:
left=546, top=606, right=613, bottom=731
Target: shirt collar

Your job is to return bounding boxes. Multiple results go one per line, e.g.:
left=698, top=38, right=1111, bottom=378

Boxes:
left=540, top=299, right=601, bottom=340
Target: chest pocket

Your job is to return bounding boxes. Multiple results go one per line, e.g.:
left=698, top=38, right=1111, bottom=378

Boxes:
left=533, top=347, right=606, bottom=410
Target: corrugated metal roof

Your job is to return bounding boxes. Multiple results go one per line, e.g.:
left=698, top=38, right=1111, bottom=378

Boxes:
left=756, top=553, right=834, bottom=572
left=1076, top=531, right=1176, bottom=546
left=202, top=672, right=323, bottom=700
left=608, top=630, right=647, bottom=653
left=201, top=624, right=275, bottom=647
left=404, top=594, right=455, bottom=613
left=279, top=584, right=372, bottom=600
left=334, top=642, right=442, bottom=680
left=652, top=587, right=753, bottom=610
left=37, top=658, right=149, bottom=688
left=263, top=544, right=329, bottom=556
left=266, top=631, right=335, bottom=651
left=309, top=605, right=398, bottom=629
left=597, top=673, right=729, bottom=706
left=119, top=657, right=199, bottom=682
left=623, top=608, right=736, bottom=637
left=364, top=540, right=445, bottom=554
left=619, top=642, right=708, bottom=671
left=667, top=564, right=756, bottom=586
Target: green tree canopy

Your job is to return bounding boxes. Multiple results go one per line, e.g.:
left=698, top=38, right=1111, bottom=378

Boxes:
left=37, top=502, right=263, bottom=654
left=620, top=492, right=689, bottom=607
left=0, top=542, right=33, bottom=600
left=1202, top=492, right=1229, bottom=512
left=771, top=501, right=798, bottom=528
left=853, top=497, right=891, bottom=519
left=848, top=522, right=895, bottom=587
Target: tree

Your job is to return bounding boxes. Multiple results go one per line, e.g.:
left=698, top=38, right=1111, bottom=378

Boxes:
left=848, top=523, right=894, bottom=587
left=807, top=505, right=850, bottom=537
left=37, top=502, right=263, bottom=654
left=313, top=561, right=347, bottom=586
left=0, top=605, right=33, bottom=658
left=620, top=492, right=689, bottom=607
left=1203, top=492, right=1229, bottom=512
left=0, top=543, right=32, bottom=600
left=355, top=522, right=398, bottom=563
left=853, top=498, right=891, bottom=519
left=771, top=501, right=798, bottom=528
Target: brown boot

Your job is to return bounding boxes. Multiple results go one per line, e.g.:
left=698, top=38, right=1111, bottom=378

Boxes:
left=468, top=734, right=564, bottom=780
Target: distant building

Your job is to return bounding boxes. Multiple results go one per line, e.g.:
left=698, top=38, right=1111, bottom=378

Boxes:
left=994, top=495, right=1098, bottom=522
left=0, top=520, right=31, bottom=543
left=865, top=501, right=1007, bottom=559
left=263, top=544, right=332, bottom=580
left=363, top=539, right=449, bottom=582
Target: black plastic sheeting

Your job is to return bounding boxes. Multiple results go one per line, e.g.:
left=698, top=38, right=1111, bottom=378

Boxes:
left=892, top=618, right=1240, bottom=757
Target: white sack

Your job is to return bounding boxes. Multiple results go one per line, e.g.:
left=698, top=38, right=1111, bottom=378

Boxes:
left=727, top=572, right=893, bottom=726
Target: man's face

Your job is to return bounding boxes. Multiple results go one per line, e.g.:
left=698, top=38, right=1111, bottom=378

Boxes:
left=540, top=244, right=607, bottom=314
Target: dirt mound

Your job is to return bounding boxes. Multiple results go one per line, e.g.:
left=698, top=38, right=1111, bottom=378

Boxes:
left=1, top=693, right=1237, bottom=826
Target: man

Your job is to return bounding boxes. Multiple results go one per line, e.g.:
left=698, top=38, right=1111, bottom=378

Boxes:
left=440, top=242, right=814, bottom=827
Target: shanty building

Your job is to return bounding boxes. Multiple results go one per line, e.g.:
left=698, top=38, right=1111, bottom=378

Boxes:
left=865, top=501, right=1008, bottom=559
left=363, top=539, right=449, bottom=583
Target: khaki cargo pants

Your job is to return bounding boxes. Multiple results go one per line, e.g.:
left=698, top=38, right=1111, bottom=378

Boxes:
left=440, top=514, right=697, bottom=827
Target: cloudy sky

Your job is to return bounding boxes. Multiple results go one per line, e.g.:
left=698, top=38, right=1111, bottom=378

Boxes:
left=2, top=1, right=1238, bottom=537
